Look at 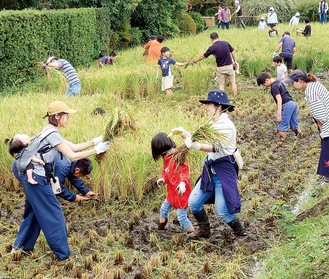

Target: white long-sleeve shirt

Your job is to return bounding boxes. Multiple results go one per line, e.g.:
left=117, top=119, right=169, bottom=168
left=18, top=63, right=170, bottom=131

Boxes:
left=305, top=81, right=329, bottom=138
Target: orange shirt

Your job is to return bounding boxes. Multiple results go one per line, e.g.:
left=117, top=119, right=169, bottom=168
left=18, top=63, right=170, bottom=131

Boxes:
left=144, top=41, right=162, bottom=63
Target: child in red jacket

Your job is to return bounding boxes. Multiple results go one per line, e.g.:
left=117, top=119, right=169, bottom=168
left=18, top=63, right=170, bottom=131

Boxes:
left=151, top=132, right=195, bottom=234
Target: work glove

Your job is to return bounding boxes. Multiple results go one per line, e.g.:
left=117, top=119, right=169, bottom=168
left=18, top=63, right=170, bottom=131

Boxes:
left=42, top=63, right=47, bottom=69
left=168, top=127, right=185, bottom=137
left=94, top=141, right=110, bottom=154
left=176, top=182, right=186, bottom=196
left=157, top=178, right=165, bottom=187
left=93, top=135, right=103, bottom=146
left=272, top=52, right=277, bottom=58
left=184, top=137, right=202, bottom=150
left=184, top=62, right=189, bottom=68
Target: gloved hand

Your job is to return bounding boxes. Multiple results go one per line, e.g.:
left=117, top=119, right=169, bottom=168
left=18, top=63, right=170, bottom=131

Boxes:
left=168, top=127, right=185, bottom=137
left=93, top=135, right=103, bottom=146
left=94, top=141, right=110, bottom=154
left=176, top=182, right=186, bottom=195
left=42, top=63, right=47, bottom=69
left=272, top=52, right=277, bottom=58
left=157, top=178, right=165, bottom=187
left=184, top=62, right=189, bottom=68
left=184, top=137, right=202, bottom=150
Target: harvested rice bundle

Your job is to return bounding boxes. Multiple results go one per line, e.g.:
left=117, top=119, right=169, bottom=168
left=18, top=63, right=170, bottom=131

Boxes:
left=41, top=62, right=68, bottom=93
left=167, top=121, right=229, bottom=168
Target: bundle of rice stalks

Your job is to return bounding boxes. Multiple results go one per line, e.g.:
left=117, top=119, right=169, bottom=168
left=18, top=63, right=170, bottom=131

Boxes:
left=96, top=107, right=137, bottom=162
left=168, top=120, right=229, bottom=168
left=40, top=62, right=68, bottom=93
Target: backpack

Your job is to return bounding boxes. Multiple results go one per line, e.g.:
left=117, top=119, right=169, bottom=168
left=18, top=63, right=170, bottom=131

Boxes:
left=15, top=127, right=58, bottom=174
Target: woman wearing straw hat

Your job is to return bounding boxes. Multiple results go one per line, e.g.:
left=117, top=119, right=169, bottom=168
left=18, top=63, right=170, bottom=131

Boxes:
left=11, top=101, right=110, bottom=260
left=181, top=90, right=246, bottom=238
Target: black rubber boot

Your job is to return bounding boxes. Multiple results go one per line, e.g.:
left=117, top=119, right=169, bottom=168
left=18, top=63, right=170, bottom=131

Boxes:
left=189, top=209, right=210, bottom=238
left=158, top=218, right=168, bottom=230
left=227, top=218, right=247, bottom=236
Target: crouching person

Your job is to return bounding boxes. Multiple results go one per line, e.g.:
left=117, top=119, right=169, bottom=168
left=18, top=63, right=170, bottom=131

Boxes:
left=181, top=90, right=246, bottom=238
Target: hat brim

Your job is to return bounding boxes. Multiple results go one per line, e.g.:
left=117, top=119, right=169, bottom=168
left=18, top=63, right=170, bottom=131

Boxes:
left=283, top=78, right=294, bottom=85
left=199, top=100, right=219, bottom=104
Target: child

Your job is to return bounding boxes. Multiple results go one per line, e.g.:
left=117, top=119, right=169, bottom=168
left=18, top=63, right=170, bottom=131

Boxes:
left=256, top=72, right=301, bottom=142
left=98, top=51, right=117, bottom=68
left=258, top=17, right=267, bottom=29
left=5, top=134, right=45, bottom=184
left=156, top=47, right=187, bottom=98
left=272, top=56, right=288, bottom=82
left=297, top=17, right=311, bottom=37
left=268, top=25, right=278, bottom=37
left=151, top=132, right=195, bottom=234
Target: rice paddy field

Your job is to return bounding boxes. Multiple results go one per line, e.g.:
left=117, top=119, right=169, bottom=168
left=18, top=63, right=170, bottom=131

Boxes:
left=0, top=22, right=329, bottom=278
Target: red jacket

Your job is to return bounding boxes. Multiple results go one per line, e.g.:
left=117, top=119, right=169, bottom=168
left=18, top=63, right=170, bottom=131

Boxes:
left=161, top=155, right=192, bottom=209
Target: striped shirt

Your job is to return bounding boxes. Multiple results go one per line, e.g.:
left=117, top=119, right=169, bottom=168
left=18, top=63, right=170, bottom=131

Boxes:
left=58, top=59, right=80, bottom=86
left=305, top=81, right=329, bottom=138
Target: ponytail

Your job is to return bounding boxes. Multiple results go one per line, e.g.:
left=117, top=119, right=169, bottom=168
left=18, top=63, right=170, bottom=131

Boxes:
left=306, top=74, right=317, bottom=83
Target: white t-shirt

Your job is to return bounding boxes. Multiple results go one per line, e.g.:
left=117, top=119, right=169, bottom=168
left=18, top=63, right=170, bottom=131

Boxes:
left=276, top=64, right=287, bottom=81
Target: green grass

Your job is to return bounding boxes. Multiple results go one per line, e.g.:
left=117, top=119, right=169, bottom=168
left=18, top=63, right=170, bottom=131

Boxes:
left=1, top=23, right=329, bottom=278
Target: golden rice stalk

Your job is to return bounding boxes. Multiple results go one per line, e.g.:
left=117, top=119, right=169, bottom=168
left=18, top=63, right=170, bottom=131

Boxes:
left=168, top=120, right=229, bottom=168
left=40, top=62, right=68, bottom=93
left=96, top=107, right=137, bottom=162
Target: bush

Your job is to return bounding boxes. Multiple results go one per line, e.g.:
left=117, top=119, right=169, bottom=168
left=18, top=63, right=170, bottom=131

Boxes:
left=188, top=12, right=204, bottom=33
left=176, top=12, right=197, bottom=36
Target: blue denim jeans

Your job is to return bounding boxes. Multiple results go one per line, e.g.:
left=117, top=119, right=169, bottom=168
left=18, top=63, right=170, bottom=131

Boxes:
left=160, top=199, right=192, bottom=230
left=67, top=83, right=81, bottom=97
left=320, top=13, right=327, bottom=24
left=189, top=174, right=236, bottom=224
left=277, top=100, right=299, bottom=132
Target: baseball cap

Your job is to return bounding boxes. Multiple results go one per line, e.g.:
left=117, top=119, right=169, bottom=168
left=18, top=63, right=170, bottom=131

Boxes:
left=44, top=101, right=77, bottom=118
left=283, top=70, right=308, bottom=84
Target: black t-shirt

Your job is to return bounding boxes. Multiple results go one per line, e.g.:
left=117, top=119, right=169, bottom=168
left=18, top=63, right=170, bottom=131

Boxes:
left=303, top=25, right=311, bottom=37
left=270, top=79, right=293, bottom=104
left=204, top=41, right=234, bottom=67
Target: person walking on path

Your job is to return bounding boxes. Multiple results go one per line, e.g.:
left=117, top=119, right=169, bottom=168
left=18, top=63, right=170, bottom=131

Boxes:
left=232, top=0, right=246, bottom=29
left=257, top=72, right=301, bottom=143
left=151, top=132, right=195, bottom=234
left=284, top=70, right=329, bottom=191
left=273, top=31, right=296, bottom=73
left=43, top=57, right=81, bottom=97
left=10, top=101, right=110, bottom=260
left=180, top=90, right=246, bottom=238
left=189, top=32, right=238, bottom=97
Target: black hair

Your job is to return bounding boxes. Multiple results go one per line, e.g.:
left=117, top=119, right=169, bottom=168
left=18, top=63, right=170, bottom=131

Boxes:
left=75, top=158, right=93, bottom=175
left=256, top=72, right=271, bottom=86
left=4, top=137, right=27, bottom=157
left=161, top=47, right=170, bottom=53
left=304, top=17, right=310, bottom=23
left=210, top=32, right=219, bottom=40
left=92, top=107, right=105, bottom=115
left=151, top=132, right=176, bottom=161
left=221, top=105, right=235, bottom=112
left=157, top=35, right=164, bottom=43
left=273, top=56, right=282, bottom=63
left=109, top=51, right=117, bottom=57
left=149, top=35, right=157, bottom=40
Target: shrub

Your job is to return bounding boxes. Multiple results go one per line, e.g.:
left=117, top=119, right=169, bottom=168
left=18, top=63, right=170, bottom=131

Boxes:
left=176, top=12, right=197, bottom=36
left=188, top=12, right=204, bottom=33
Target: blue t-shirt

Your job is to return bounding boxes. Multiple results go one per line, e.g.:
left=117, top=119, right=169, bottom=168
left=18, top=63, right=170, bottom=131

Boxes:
left=270, top=79, right=293, bottom=104
left=158, top=57, right=176, bottom=77
left=99, top=56, right=113, bottom=65
left=280, top=36, right=296, bottom=56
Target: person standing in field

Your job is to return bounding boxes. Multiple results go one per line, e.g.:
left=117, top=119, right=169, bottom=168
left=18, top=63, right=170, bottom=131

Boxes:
left=289, top=12, right=300, bottom=26
left=258, top=17, right=267, bottom=30
left=188, top=32, right=238, bottom=97
left=180, top=90, right=246, bottom=238
left=284, top=70, right=329, bottom=190
left=216, top=4, right=222, bottom=29
left=272, top=56, right=288, bottom=82
left=256, top=72, right=301, bottom=143
left=10, top=101, right=110, bottom=260
left=144, top=35, right=164, bottom=63
left=273, top=31, right=296, bottom=73
left=267, top=7, right=278, bottom=37
left=319, top=0, right=328, bottom=24
left=220, top=4, right=231, bottom=30
left=151, top=132, right=195, bottom=235
left=43, top=57, right=80, bottom=97
left=232, top=0, right=246, bottom=29
left=156, top=47, right=187, bottom=98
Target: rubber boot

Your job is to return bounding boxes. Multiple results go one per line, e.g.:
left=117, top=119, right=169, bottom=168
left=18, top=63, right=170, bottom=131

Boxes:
left=189, top=209, right=210, bottom=238
left=227, top=218, right=246, bottom=236
left=158, top=218, right=168, bottom=230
